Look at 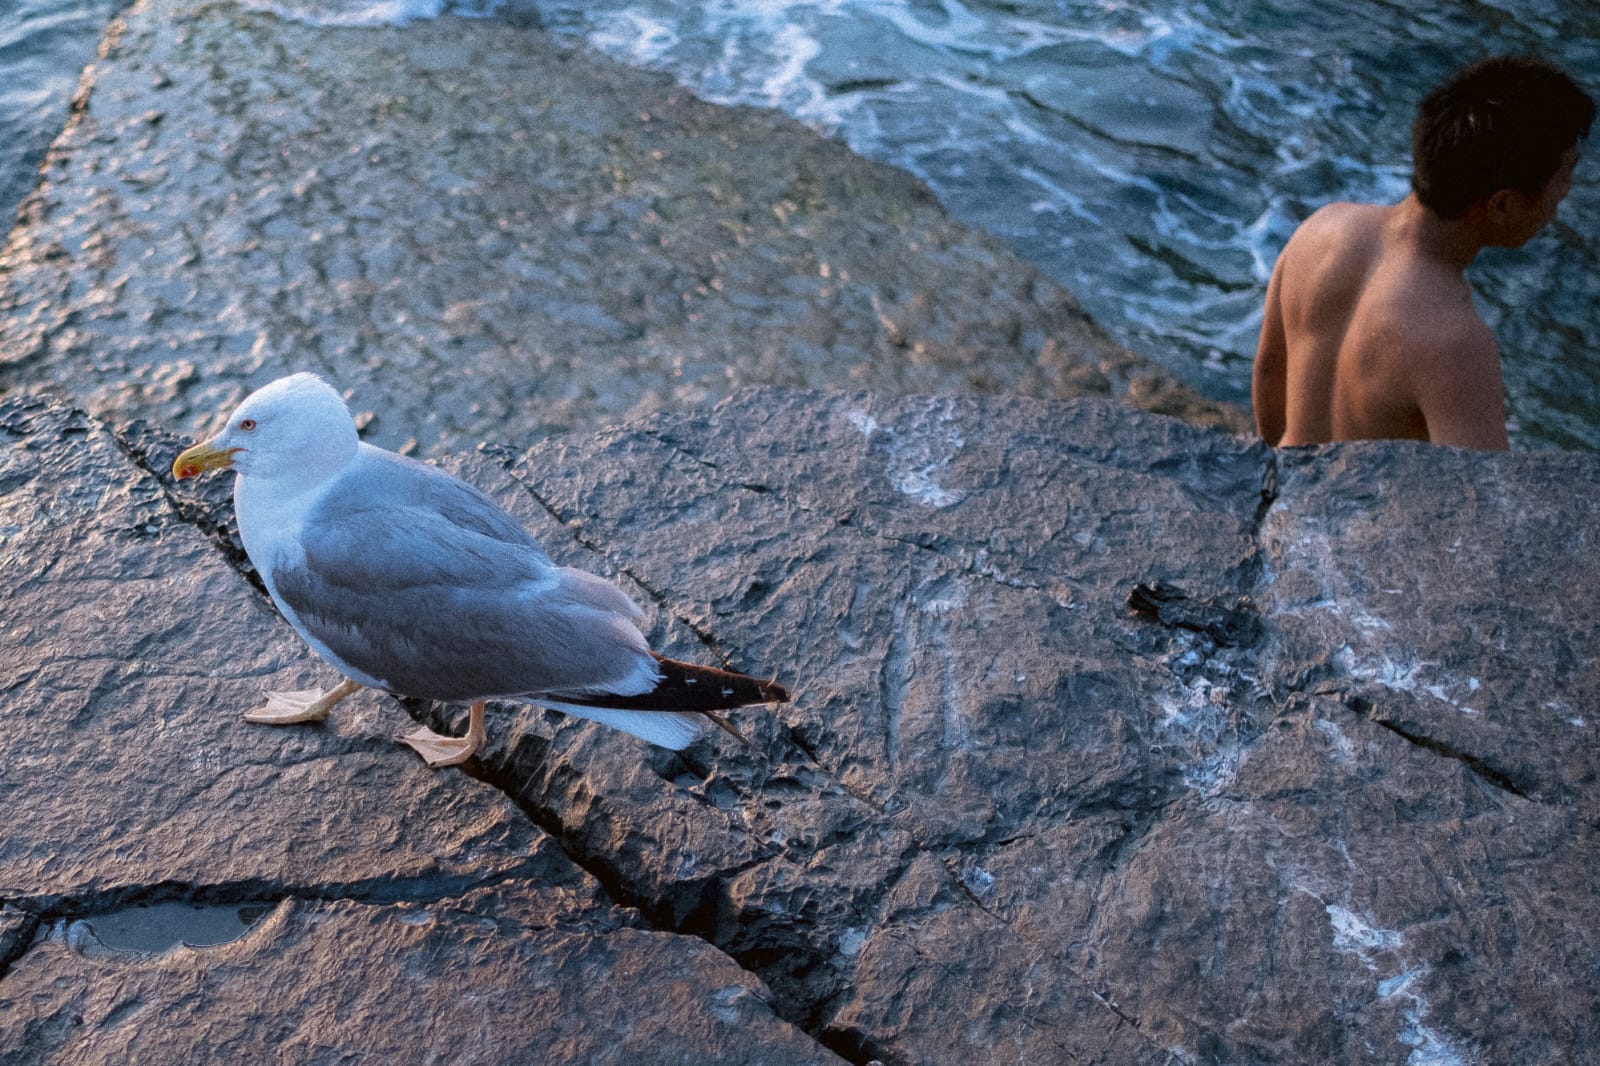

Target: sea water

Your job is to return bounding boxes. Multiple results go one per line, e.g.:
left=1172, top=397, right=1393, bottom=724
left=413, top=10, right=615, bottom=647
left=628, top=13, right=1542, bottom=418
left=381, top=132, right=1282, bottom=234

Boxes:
left=0, top=0, right=123, bottom=222
left=4, top=0, right=1598, bottom=449
left=513, top=0, right=1600, bottom=451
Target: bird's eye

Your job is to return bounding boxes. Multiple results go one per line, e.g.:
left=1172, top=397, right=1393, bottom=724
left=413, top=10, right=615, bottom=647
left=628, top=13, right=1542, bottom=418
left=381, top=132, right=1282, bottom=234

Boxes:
left=240, top=418, right=257, bottom=432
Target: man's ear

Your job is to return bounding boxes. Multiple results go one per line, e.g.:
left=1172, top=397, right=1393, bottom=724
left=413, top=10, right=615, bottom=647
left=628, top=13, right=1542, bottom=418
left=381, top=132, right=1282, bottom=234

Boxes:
left=1481, top=187, right=1522, bottom=223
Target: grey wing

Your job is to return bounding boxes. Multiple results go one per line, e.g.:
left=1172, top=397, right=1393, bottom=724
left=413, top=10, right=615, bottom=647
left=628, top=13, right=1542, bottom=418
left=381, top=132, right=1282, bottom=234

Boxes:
left=355, top=445, right=553, bottom=559
left=271, top=465, right=655, bottom=703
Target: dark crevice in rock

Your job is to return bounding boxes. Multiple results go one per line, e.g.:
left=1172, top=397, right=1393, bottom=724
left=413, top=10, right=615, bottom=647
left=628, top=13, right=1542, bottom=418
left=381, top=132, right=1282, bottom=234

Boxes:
left=1126, top=579, right=1262, bottom=649
left=815, top=1027, right=899, bottom=1066
left=0, top=856, right=563, bottom=929
left=450, top=747, right=879, bottom=1066
left=1287, top=684, right=1541, bottom=803
left=1230, top=446, right=1280, bottom=649
left=413, top=720, right=932, bottom=1065
left=1252, top=448, right=1280, bottom=535
left=0, top=912, right=43, bottom=985
left=1366, top=711, right=1532, bottom=800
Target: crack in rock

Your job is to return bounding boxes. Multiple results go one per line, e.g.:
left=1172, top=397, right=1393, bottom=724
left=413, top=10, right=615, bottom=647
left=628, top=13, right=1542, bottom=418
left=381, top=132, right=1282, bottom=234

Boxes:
left=0, top=854, right=584, bottom=985
left=1364, top=708, right=1532, bottom=800
left=446, top=749, right=882, bottom=1066
left=107, top=436, right=860, bottom=1060
left=1277, top=681, right=1539, bottom=805
left=1127, top=579, right=1262, bottom=649
left=0, top=909, right=42, bottom=985
left=112, top=418, right=264, bottom=594
left=0, top=855, right=562, bottom=927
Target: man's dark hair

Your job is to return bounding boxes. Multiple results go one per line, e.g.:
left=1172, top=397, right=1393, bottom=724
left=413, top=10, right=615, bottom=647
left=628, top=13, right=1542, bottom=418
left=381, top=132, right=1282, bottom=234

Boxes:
left=1412, top=54, right=1594, bottom=218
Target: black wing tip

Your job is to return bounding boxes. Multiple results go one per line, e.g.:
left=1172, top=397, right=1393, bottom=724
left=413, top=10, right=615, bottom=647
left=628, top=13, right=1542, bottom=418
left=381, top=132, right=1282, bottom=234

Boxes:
left=724, top=668, right=789, bottom=707
left=651, top=653, right=792, bottom=706
left=565, top=657, right=791, bottom=714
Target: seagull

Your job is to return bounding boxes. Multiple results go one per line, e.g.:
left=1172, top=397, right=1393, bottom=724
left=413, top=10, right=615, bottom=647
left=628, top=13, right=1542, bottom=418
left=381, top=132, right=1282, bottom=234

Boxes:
left=172, top=372, right=788, bottom=767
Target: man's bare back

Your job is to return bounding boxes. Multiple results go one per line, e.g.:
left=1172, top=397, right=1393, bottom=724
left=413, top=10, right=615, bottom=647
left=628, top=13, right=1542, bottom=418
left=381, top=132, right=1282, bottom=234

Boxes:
left=1252, top=198, right=1507, bottom=450
left=1251, top=54, right=1590, bottom=452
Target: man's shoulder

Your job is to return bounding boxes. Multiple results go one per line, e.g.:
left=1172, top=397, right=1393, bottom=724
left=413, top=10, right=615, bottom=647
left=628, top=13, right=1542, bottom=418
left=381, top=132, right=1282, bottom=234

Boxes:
left=1295, top=201, right=1387, bottom=237
left=1306, top=200, right=1385, bottom=223
left=1280, top=202, right=1386, bottom=270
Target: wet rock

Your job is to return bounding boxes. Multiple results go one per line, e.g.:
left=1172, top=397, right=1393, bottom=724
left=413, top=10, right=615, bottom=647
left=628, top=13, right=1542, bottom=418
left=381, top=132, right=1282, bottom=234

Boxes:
left=502, top=392, right=1600, bottom=1062
left=427, top=389, right=1591, bottom=1065
left=4, top=386, right=1598, bottom=1064
left=0, top=394, right=842, bottom=1066
left=0, top=1, right=1592, bottom=1058
left=1260, top=443, right=1600, bottom=820
left=0, top=0, right=1244, bottom=456
left=3, top=892, right=835, bottom=1065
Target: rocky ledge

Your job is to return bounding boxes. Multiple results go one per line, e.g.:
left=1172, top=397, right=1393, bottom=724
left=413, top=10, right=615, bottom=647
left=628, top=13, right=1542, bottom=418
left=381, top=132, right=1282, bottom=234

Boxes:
left=1, top=0, right=1595, bottom=1063
left=2, top=387, right=1596, bottom=1065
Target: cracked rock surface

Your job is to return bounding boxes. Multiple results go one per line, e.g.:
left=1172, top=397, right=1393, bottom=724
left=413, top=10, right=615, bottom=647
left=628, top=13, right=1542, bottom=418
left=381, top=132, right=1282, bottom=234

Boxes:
left=0, top=0, right=1243, bottom=459
left=0, top=0, right=1595, bottom=1062
left=0, top=395, right=842, bottom=1066
left=6, top=386, right=1594, bottom=1064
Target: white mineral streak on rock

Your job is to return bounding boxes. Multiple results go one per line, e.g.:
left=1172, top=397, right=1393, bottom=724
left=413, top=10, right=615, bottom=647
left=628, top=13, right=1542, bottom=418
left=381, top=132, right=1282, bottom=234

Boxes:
left=849, top=404, right=966, bottom=507
left=1322, top=905, right=1478, bottom=1066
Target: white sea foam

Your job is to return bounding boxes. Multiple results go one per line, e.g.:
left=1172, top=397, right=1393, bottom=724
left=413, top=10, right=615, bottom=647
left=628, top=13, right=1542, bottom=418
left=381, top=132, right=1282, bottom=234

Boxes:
left=586, top=9, right=679, bottom=66
left=238, top=0, right=504, bottom=27
left=217, top=0, right=1600, bottom=448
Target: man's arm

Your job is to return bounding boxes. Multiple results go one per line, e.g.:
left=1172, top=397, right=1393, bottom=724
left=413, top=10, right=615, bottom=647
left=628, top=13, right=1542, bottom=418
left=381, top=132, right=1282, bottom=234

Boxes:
left=1252, top=261, right=1289, bottom=446
left=1412, top=325, right=1510, bottom=451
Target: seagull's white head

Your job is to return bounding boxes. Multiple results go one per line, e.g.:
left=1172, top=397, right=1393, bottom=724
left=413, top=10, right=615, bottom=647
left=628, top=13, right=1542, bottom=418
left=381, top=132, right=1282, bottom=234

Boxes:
left=173, top=372, right=359, bottom=486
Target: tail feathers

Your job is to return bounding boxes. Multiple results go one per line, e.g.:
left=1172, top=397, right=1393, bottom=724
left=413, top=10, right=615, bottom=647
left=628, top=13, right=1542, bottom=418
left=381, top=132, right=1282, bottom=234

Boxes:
left=540, top=703, right=709, bottom=751
left=543, top=655, right=790, bottom=751
left=559, top=654, right=790, bottom=714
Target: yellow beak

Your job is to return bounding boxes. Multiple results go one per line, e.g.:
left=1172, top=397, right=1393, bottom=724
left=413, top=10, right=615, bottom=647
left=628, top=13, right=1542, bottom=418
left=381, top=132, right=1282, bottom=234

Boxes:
left=173, top=441, right=241, bottom=480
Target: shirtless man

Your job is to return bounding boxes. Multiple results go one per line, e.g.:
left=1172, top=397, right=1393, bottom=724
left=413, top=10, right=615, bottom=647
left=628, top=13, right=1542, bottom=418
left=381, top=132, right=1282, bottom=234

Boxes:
left=1252, top=55, right=1593, bottom=450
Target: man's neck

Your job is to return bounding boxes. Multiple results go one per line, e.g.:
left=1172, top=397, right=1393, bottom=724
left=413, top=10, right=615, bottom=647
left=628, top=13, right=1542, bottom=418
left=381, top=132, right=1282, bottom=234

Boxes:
left=1389, top=194, right=1484, bottom=272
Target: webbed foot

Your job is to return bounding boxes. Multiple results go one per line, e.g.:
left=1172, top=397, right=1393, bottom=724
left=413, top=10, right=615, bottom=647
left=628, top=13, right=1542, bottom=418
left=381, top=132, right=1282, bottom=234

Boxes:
left=243, top=678, right=363, bottom=724
left=398, top=701, right=486, bottom=768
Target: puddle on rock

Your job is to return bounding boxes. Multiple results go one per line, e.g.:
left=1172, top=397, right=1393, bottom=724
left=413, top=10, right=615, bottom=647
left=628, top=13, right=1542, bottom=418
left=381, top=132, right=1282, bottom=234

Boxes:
left=73, top=900, right=274, bottom=955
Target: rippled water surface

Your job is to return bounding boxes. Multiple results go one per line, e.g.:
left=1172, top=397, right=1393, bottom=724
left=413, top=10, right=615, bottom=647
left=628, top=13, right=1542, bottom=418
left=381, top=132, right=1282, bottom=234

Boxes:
left=0, top=0, right=121, bottom=224
left=6, top=0, right=1599, bottom=449
left=524, top=0, right=1600, bottom=449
